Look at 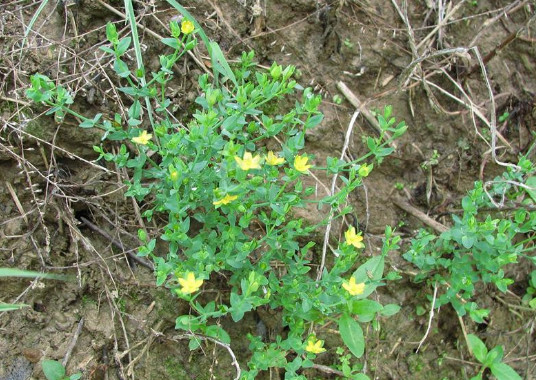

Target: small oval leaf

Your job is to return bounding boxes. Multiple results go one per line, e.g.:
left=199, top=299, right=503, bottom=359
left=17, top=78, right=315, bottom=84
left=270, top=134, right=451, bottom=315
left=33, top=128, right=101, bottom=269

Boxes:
left=339, top=313, right=364, bottom=358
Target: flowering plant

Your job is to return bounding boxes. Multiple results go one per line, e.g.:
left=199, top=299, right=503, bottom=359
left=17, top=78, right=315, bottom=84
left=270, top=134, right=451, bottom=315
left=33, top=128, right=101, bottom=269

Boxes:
left=26, top=16, right=407, bottom=379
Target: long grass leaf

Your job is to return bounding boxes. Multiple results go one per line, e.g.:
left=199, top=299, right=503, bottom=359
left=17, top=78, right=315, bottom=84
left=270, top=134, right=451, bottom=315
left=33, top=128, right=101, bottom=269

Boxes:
left=20, top=0, right=50, bottom=55
left=0, top=268, right=71, bottom=281
left=209, top=41, right=237, bottom=86
left=0, top=303, right=29, bottom=312
left=123, top=0, right=156, bottom=130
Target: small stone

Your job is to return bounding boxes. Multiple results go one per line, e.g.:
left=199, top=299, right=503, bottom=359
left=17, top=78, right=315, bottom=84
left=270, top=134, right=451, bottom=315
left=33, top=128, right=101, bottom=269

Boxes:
left=22, top=348, right=42, bottom=363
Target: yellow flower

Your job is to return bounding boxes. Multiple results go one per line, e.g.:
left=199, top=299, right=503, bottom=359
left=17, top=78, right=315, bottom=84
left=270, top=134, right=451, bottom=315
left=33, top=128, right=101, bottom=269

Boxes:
left=170, top=171, right=179, bottom=181
left=294, top=155, right=312, bottom=173
left=235, top=152, right=261, bottom=171
left=342, top=277, right=366, bottom=296
left=132, top=130, right=152, bottom=145
left=345, top=226, right=364, bottom=249
left=178, top=272, right=203, bottom=294
left=181, top=19, right=195, bottom=35
left=305, top=336, right=326, bottom=354
left=266, top=151, right=285, bottom=166
left=213, top=194, right=238, bottom=207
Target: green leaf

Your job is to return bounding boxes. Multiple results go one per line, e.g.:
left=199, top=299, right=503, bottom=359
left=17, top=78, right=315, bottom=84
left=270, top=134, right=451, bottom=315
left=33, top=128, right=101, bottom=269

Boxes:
left=353, top=374, right=371, bottom=380
left=80, top=113, right=102, bottom=128
left=484, top=345, right=503, bottom=366
left=490, top=362, right=522, bottom=380
left=42, top=360, right=65, bottom=380
left=380, top=304, right=401, bottom=317
left=230, top=292, right=252, bottom=322
left=175, top=315, right=201, bottom=331
left=106, top=22, right=118, bottom=43
left=461, top=235, right=475, bottom=249
left=204, top=325, right=231, bottom=344
left=469, top=307, right=489, bottom=324
left=305, top=114, right=323, bottom=129
left=116, top=37, right=132, bottom=56
left=467, top=334, right=488, bottom=363
left=188, top=337, right=201, bottom=350
left=114, top=59, right=130, bottom=78
left=351, top=299, right=382, bottom=316
left=353, top=256, right=384, bottom=283
left=161, top=37, right=180, bottom=49
left=525, top=176, right=536, bottom=203
left=339, top=313, right=364, bottom=358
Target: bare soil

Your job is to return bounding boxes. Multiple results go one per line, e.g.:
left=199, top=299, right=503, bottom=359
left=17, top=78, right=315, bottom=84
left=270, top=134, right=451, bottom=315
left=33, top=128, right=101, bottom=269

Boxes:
left=1, top=0, right=535, bottom=379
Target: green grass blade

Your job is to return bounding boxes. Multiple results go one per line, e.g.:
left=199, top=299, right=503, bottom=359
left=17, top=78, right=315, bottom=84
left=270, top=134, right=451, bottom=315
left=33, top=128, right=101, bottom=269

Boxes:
left=0, top=268, right=71, bottom=281
left=0, top=303, right=29, bottom=312
left=123, top=0, right=156, bottom=131
left=209, top=41, right=237, bottom=86
left=21, top=0, right=50, bottom=55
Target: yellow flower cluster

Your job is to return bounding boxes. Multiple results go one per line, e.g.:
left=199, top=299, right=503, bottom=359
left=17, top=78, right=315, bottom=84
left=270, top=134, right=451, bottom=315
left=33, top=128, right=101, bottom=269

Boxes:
left=233, top=151, right=313, bottom=173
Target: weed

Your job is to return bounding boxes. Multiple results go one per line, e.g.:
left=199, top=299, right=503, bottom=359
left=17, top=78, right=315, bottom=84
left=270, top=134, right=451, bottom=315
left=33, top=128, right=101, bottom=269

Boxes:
left=404, top=155, right=536, bottom=322
left=498, top=111, right=510, bottom=123
left=42, top=360, right=81, bottom=380
left=27, top=14, right=406, bottom=379
left=332, top=94, right=343, bottom=104
left=343, top=38, right=354, bottom=49
left=522, top=270, right=536, bottom=309
left=467, top=334, right=521, bottom=380
left=24, top=9, right=409, bottom=380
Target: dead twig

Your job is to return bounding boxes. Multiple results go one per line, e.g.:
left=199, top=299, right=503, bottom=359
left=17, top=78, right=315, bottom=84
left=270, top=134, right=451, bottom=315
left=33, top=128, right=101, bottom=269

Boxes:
left=317, top=110, right=360, bottom=282
left=79, top=216, right=154, bottom=271
left=5, top=181, right=28, bottom=224
left=336, top=81, right=395, bottom=147
left=62, top=318, right=84, bottom=368
left=416, top=282, right=438, bottom=353
left=311, top=363, right=344, bottom=376
left=392, top=196, right=448, bottom=234
left=171, top=333, right=241, bottom=380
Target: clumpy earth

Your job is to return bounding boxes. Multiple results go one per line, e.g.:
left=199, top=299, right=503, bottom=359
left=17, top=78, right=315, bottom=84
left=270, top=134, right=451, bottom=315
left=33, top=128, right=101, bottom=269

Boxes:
left=1, top=0, right=535, bottom=379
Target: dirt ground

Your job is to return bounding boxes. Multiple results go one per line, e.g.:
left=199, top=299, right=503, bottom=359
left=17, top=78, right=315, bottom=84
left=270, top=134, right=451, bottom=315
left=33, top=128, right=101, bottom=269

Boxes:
left=1, top=0, right=535, bottom=379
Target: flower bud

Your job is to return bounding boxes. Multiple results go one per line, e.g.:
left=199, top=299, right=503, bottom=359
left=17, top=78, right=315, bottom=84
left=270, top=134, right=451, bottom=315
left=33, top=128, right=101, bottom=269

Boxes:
left=270, top=63, right=282, bottom=80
